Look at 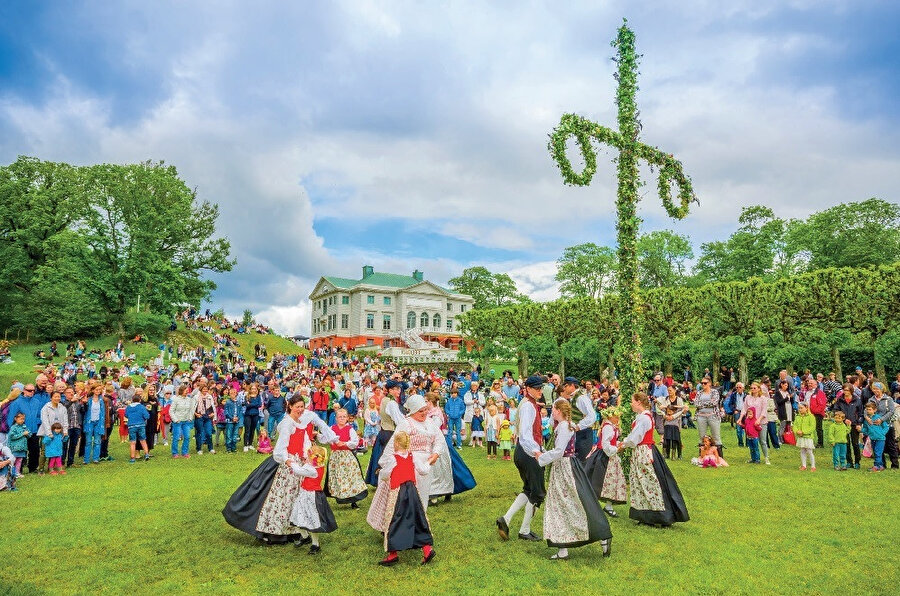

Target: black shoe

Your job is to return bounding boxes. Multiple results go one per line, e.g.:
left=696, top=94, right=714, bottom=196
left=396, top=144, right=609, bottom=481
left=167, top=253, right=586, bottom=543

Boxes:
left=351, top=502, right=360, bottom=509
left=603, top=507, right=618, bottom=518
left=602, top=539, right=612, bottom=557
left=518, top=531, right=540, bottom=541
left=444, top=494, right=452, bottom=502
left=308, top=545, right=320, bottom=555
left=294, top=535, right=312, bottom=547
left=496, top=517, right=509, bottom=540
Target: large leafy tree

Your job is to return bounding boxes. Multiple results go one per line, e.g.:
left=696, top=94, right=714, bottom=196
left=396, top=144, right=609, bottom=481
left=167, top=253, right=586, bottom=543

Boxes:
left=637, top=230, right=693, bottom=288
left=789, top=198, right=900, bottom=270
left=448, top=266, right=529, bottom=309
left=555, top=242, right=616, bottom=299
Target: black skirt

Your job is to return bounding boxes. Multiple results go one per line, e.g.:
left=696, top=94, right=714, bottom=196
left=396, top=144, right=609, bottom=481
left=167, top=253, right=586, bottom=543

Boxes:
left=365, top=429, right=393, bottom=487
left=583, top=450, right=627, bottom=504
left=513, top=443, right=546, bottom=507
left=292, top=492, right=338, bottom=534
left=663, top=425, right=681, bottom=442
left=222, top=457, right=289, bottom=542
left=629, top=445, right=690, bottom=527
left=386, top=482, right=433, bottom=552
left=574, top=429, right=594, bottom=461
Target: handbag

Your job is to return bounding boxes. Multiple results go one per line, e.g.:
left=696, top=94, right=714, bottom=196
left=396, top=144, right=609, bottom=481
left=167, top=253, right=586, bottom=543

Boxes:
left=782, top=423, right=796, bottom=446
left=862, top=437, right=873, bottom=458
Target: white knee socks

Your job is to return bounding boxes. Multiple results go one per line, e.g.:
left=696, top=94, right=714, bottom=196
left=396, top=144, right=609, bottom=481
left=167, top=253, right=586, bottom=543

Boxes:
left=504, top=493, right=529, bottom=524
left=310, top=533, right=319, bottom=547
left=520, top=503, right=535, bottom=534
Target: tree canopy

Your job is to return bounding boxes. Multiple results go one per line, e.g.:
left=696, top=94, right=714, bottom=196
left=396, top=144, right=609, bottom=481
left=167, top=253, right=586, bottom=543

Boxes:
left=448, top=266, right=529, bottom=309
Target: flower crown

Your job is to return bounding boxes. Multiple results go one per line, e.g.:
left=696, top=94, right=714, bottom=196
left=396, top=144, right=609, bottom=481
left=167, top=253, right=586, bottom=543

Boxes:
left=600, top=406, right=623, bottom=419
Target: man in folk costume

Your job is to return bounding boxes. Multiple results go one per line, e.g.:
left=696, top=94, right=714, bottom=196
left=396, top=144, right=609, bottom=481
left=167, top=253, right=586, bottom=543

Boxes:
left=365, top=379, right=405, bottom=486
left=366, top=394, right=440, bottom=532
left=560, top=376, right=596, bottom=460
left=496, top=375, right=546, bottom=542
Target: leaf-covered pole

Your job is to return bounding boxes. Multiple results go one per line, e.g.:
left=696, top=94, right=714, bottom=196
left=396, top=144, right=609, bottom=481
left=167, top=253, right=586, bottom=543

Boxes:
left=548, top=20, right=698, bottom=428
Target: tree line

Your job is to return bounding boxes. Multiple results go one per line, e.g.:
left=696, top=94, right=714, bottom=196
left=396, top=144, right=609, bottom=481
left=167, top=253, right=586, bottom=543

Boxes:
left=0, top=156, right=234, bottom=340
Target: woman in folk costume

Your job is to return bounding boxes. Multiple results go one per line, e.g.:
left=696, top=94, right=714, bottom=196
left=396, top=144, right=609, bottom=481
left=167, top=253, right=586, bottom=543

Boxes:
left=222, top=394, right=338, bottom=544
left=583, top=406, right=627, bottom=517
left=325, top=408, right=368, bottom=509
left=618, top=393, right=689, bottom=527
left=425, top=392, right=476, bottom=504
left=377, top=431, right=436, bottom=567
left=289, top=445, right=337, bottom=555
left=366, top=394, right=440, bottom=533
left=365, top=380, right=405, bottom=486
left=538, top=399, right=612, bottom=560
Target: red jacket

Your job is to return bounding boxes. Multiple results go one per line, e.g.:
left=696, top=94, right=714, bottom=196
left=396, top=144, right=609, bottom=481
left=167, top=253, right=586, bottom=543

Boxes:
left=312, top=390, right=330, bottom=412
left=809, top=388, right=827, bottom=416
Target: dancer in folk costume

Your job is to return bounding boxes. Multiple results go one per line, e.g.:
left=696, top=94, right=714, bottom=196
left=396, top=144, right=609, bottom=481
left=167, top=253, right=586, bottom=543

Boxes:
left=496, top=375, right=546, bottom=542
left=365, top=380, right=405, bottom=486
left=538, top=399, right=612, bottom=560
left=222, top=395, right=338, bottom=544
left=560, top=377, right=596, bottom=460
left=425, top=392, right=476, bottom=504
left=618, top=393, right=689, bottom=527
left=325, top=408, right=368, bottom=508
left=367, top=395, right=440, bottom=533
left=289, top=444, right=337, bottom=555
left=584, top=406, right=627, bottom=517
left=377, top=431, right=436, bottom=567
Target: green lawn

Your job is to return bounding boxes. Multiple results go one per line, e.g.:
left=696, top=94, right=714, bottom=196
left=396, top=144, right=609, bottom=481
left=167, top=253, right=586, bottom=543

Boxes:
left=1, top=424, right=896, bottom=595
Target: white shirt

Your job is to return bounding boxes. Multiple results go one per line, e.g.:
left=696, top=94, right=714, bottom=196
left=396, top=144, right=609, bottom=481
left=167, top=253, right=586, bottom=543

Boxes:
left=384, top=400, right=404, bottom=427
left=574, top=392, right=596, bottom=431
left=600, top=423, right=619, bottom=457
left=272, top=412, right=338, bottom=464
left=516, top=399, right=542, bottom=455
left=538, top=423, right=574, bottom=467
left=621, top=411, right=653, bottom=449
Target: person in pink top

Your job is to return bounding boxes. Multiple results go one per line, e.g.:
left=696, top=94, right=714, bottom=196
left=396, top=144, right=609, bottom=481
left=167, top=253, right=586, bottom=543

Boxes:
left=737, top=381, right=771, bottom=465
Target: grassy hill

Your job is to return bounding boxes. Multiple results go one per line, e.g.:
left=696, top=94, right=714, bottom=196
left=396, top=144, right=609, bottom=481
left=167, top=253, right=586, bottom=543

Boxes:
left=1, top=323, right=307, bottom=389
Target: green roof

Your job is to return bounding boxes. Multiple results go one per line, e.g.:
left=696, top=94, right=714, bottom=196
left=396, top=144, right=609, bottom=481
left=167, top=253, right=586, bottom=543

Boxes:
left=321, top=272, right=458, bottom=294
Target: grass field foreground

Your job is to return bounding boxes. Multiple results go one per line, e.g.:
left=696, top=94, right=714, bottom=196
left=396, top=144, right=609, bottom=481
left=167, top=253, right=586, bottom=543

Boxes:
left=1, top=425, right=897, bottom=595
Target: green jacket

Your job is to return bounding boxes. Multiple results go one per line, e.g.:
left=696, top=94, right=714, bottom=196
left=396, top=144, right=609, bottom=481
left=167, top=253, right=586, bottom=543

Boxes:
left=828, top=421, right=850, bottom=445
left=794, top=412, right=816, bottom=439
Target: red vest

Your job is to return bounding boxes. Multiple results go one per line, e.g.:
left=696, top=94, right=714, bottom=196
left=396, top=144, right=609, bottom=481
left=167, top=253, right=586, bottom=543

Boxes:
left=598, top=421, right=619, bottom=447
left=331, top=424, right=352, bottom=450
left=633, top=411, right=655, bottom=446
left=300, top=465, right=325, bottom=491
left=390, top=453, right=416, bottom=489
left=526, top=397, right=543, bottom=446
left=287, top=427, right=307, bottom=457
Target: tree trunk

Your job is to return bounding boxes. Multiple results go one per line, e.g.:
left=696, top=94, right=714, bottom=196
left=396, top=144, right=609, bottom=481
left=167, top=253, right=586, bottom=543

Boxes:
left=831, top=346, right=842, bottom=381
left=874, top=346, right=886, bottom=383
left=738, top=352, right=748, bottom=386
left=517, top=349, right=528, bottom=379
left=607, top=348, right=616, bottom=380
left=712, top=349, right=720, bottom=386
left=559, top=353, right=566, bottom=379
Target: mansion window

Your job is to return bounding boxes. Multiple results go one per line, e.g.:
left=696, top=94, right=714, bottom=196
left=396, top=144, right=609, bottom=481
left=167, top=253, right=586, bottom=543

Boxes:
left=367, top=295, right=375, bottom=304
left=460, top=304, right=466, bottom=312
left=407, top=311, right=416, bottom=329
left=342, top=295, right=349, bottom=305
left=447, top=302, right=452, bottom=311
left=420, top=312, right=429, bottom=328
left=341, top=314, right=348, bottom=329
left=366, top=313, right=374, bottom=329
left=433, top=313, right=441, bottom=329
left=446, top=318, right=453, bottom=331
left=383, top=315, right=391, bottom=330
left=383, top=296, right=391, bottom=306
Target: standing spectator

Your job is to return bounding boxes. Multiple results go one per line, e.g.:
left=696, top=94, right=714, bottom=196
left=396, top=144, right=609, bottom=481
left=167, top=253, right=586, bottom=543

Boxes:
left=501, top=377, right=521, bottom=403
left=6, top=381, right=48, bottom=473
left=169, top=385, right=196, bottom=458
left=444, top=390, right=465, bottom=449
left=803, top=378, right=827, bottom=448
left=773, top=380, right=794, bottom=440
left=82, top=384, right=105, bottom=465
left=243, top=386, right=262, bottom=451
left=37, top=391, right=69, bottom=474
left=727, top=383, right=747, bottom=447
left=264, top=382, right=286, bottom=438
left=738, top=382, right=770, bottom=465
left=832, top=383, right=863, bottom=469
left=193, top=380, right=216, bottom=455
left=694, top=378, right=723, bottom=456
left=867, top=382, right=899, bottom=469
left=62, top=386, right=83, bottom=468
left=463, top=381, right=484, bottom=441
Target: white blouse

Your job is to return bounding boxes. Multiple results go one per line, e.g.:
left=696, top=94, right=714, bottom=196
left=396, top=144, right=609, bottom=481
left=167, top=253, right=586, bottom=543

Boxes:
left=538, top=423, right=574, bottom=467
left=621, top=411, right=653, bottom=449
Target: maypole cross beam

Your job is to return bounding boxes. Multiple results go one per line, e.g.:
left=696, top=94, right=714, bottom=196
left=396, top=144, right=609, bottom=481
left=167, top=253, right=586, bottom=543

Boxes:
left=548, top=20, right=698, bottom=421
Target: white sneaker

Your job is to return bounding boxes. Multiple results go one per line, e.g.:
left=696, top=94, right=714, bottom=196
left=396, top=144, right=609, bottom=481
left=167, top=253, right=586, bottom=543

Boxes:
left=243, top=446, right=249, bottom=452
left=163, top=441, right=168, bottom=446
left=765, top=458, right=770, bottom=465
left=209, top=449, right=216, bottom=454
left=197, top=450, right=203, bottom=455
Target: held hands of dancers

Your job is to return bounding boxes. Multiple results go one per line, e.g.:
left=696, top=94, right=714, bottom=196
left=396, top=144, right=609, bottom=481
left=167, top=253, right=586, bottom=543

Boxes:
left=428, top=453, right=439, bottom=465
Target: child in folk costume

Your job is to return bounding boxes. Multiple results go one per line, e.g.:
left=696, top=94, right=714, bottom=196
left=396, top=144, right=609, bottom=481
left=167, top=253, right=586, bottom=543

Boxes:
left=618, top=393, right=689, bottom=527
left=326, top=408, right=368, bottom=509
left=377, top=431, right=435, bottom=566
left=289, top=445, right=337, bottom=554
left=584, top=406, right=627, bottom=517
left=538, top=399, right=612, bottom=560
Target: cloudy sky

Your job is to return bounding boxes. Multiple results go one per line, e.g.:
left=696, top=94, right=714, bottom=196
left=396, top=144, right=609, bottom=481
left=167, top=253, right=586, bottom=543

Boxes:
left=2, top=1, right=898, bottom=334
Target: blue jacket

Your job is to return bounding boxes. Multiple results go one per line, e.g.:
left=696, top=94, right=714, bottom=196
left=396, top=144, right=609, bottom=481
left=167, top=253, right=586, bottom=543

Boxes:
left=224, top=399, right=241, bottom=421
left=864, top=414, right=888, bottom=441
left=7, top=423, right=29, bottom=455
left=339, top=396, right=358, bottom=417
left=245, top=395, right=262, bottom=416
left=265, top=392, right=285, bottom=417
left=83, top=397, right=106, bottom=429
left=42, top=432, right=65, bottom=458
left=445, top=395, right=465, bottom=420
left=7, top=394, right=49, bottom=433
left=125, top=403, right=150, bottom=428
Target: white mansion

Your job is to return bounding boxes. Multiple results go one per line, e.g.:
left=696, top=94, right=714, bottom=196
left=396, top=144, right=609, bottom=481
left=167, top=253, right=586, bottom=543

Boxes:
left=308, top=265, right=475, bottom=351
